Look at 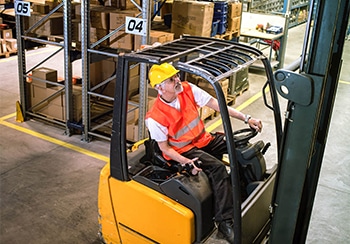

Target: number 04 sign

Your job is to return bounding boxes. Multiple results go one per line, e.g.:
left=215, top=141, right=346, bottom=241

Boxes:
left=15, top=1, right=31, bottom=16
left=125, top=17, right=147, bottom=36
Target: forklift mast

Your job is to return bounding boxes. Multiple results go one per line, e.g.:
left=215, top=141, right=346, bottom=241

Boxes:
left=269, top=0, right=349, bottom=242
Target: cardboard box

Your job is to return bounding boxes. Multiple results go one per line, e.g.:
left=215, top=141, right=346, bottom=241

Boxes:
left=46, top=87, right=82, bottom=122
left=1, top=29, right=13, bottom=39
left=197, top=78, right=229, bottom=99
left=30, top=84, right=82, bottom=121
left=75, top=4, right=81, bottom=19
left=130, top=93, right=156, bottom=111
left=33, top=4, right=50, bottom=14
left=89, top=59, right=141, bottom=98
left=90, top=5, right=118, bottom=30
left=30, top=84, right=48, bottom=114
left=228, top=2, right=242, bottom=18
left=5, top=39, right=17, bottom=52
left=199, top=106, right=215, bottom=120
left=126, top=121, right=139, bottom=141
left=104, top=0, right=119, bottom=8
left=32, top=67, right=58, bottom=88
left=109, top=10, right=140, bottom=30
left=29, top=12, right=63, bottom=36
left=90, top=58, right=116, bottom=87
left=30, top=84, right=57, bottom=108
left=0, top=39, right=5, bottom=53
left=78, top=24, right=109, bottom=46
left=109, top=30, right=134, bottom=50
left=130, top=64, right=140, bottom=77
left=128, top=75, right=140, bottom=97
left=127, top=103, right=139, bottom=124
left=134, top=30, right=174, bottom=50
left=171, top=1, right=214, bottom=38
left=120, top=0, right=141, bottom=10
left=71, top=19, right=80, bottom=43
left=94, top=28, right=109, bottom=46
left=227, top=16, right=241, bottom=33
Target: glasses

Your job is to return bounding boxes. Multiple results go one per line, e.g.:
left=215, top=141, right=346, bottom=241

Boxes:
left=169, top=74, right=180, bottom=82
left=160, top=74, right=180, bottom=87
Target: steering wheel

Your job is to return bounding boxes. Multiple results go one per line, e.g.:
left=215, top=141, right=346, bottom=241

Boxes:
left=233, top=128, right=258, bottom=146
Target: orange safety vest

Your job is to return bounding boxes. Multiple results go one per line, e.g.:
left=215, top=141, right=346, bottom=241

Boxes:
left=146, top=82, right=213, bottom=159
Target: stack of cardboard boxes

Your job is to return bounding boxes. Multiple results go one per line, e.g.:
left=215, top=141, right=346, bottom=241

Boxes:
left=27, top=1, right=65, bottom=37
left=24, top=1, right=174, bottom=51
left=171, top=0, right=214, bottom=38
left=0, top=28, right=17, bottom=55
left=108, top=9, right=139, bottom=50
left=227, top=1, right=242, bottom=35
left=89, top=57, right=140, bottom=98
left=170, top=0, right=242, bottom=38
left=29, top=67, right=82, bottom=122
left=73, top=4, right=174, bottom=50
left=187, top=74, right=229, bottom=121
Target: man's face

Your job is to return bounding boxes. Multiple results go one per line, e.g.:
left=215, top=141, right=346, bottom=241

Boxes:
left=161, top=74, right=183, bottom=94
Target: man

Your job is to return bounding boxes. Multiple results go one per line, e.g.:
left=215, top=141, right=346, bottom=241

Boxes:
left=145, top=63, right=262, bottom=243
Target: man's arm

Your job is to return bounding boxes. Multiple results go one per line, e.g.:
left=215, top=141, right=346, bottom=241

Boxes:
left=157, top=141, right=192, bottom=165
left=157, top=141, right=202, bottom=173
left=205, top=97, right=262, bottom=132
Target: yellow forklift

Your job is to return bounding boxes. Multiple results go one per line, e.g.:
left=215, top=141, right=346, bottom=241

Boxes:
left=97, top=0, right=349, bottom=243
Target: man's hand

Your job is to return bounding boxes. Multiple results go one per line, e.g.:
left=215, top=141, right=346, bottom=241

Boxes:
left=248, top=118, right=263, bottom=132
left=182, top=157, right=202, bottom=175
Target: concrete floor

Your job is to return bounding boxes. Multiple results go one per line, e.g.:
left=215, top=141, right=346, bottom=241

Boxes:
left=1, top=24, right=349, bottom=244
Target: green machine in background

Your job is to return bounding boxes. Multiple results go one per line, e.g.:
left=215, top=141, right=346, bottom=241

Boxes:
left=269, top=0, right=349, bottom=242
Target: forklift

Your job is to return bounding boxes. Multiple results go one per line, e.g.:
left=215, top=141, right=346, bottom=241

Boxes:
left=97, top=0, right=349, bottom=243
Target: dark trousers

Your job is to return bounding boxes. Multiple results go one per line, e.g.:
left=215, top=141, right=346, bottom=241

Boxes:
left=182, top=133, right=233, bottom=222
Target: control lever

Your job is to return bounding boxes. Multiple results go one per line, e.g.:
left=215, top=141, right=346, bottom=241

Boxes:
left=181, top=159, right=202, bottom=176
left=262, top=142, right=271, bottom=155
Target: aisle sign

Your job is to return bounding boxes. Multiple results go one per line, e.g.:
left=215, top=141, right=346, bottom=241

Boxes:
left=125, top=17, right=147, bottom=36
left=15, top=1, right=31, bottom=16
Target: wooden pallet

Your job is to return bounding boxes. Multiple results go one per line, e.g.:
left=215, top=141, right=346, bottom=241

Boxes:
left=0, top=50, right=17, bottom=58
left=235, top=84, right=250, bottom=97
left=226, top=94, right=236, bottom=106
left=215, top=31, right=239, bottom=41
left=1, top=38, right=18, bottom=58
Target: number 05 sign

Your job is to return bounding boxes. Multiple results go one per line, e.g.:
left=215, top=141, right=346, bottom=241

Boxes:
left=125, top=17, right=147, bottom=36
left=15, top=1, right=31, bottom=16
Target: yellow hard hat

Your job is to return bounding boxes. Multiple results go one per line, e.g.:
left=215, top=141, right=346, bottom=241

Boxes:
left=149, top=63, right=179, bottom=87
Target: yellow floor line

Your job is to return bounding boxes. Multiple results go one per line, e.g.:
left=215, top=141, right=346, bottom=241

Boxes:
left=0, top=115, right=109, bottom=163
left=0, top=112, right=16, bottom=121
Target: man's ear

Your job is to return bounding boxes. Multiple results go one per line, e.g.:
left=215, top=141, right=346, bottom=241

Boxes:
left=155, top=84, right=163, bottom=93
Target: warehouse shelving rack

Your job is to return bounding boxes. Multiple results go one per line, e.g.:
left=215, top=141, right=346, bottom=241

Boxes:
left=16, top=0, right=75, bottom=136
left=16, top=0, right=153, bottom=142
left=80, top=0, right=151, bottom=142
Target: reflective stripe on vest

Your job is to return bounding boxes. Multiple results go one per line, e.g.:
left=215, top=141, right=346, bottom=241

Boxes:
left=173, top=116, right=202, bottom=139
left=169, top=127, right=205, bottom=148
